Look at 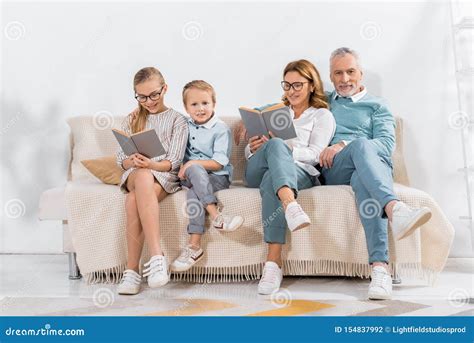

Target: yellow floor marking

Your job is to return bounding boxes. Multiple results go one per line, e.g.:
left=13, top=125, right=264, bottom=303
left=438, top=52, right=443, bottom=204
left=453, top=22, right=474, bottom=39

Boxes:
left=144, top=298, right=237, bottom=316
left=247, top=300, right=335, bottom=316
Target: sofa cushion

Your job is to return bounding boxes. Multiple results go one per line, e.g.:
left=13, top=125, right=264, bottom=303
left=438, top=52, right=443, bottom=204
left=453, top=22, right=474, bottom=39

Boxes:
left=81, top=155, right=123, bottom=185
left=67, top=116, right=125, bottom=182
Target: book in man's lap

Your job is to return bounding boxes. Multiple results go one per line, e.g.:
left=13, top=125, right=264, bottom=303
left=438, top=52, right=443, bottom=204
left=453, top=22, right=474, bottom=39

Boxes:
left=112, top=128, right=165, bottom=158
left=238, top=103, right=297, bottom=140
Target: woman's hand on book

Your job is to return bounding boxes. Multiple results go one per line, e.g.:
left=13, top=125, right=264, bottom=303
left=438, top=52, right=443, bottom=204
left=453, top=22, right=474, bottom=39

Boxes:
left=249, top=135, right=268, bottom=153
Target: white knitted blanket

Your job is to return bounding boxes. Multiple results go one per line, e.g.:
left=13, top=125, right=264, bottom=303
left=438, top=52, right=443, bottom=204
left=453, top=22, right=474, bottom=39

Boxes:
left=65, top=115, right=454, bottom=284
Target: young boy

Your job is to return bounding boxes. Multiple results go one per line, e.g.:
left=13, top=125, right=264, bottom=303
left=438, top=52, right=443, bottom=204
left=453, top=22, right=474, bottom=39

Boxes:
left=171, top=80, right=244, bottom=272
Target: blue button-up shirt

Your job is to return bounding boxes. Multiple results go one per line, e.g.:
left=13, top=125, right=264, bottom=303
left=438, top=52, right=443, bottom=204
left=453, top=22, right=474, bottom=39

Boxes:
left=184, top=113, right=233, bottom=180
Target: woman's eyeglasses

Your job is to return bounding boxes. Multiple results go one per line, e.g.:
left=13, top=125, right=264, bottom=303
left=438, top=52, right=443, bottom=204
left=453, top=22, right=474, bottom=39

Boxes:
left=281, top=81, right=309, bottom=91
left=135, top=86, right=164, bottom=103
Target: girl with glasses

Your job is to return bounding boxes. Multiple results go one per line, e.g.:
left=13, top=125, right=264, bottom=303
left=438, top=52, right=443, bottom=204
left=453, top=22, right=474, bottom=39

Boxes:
left=116, top=67, right=189, bottom=295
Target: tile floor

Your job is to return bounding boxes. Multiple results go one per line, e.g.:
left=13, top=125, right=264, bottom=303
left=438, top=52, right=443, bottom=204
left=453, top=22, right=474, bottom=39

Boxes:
left=0, top=255, right=472, bottom=316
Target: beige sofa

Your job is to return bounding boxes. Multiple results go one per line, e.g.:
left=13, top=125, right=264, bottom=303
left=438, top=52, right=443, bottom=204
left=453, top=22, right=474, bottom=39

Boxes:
left=38, top=115, right=454, bottom=284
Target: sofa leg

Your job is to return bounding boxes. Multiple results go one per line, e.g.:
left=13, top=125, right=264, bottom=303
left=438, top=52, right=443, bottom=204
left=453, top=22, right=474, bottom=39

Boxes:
left=392, top=265, right=402, bottom=284
left=68, top=252, right=81, bottom=280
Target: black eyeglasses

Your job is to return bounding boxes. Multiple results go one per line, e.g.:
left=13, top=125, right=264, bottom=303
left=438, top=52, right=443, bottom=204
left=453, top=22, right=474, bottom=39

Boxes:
left=281, top=81, right=309, bottom=91
left=135, top=86, right=165, bottom=103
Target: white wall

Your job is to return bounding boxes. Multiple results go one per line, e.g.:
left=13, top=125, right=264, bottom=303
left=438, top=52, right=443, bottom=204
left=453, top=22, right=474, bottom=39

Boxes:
left=1, top=0, right=472, bottom=256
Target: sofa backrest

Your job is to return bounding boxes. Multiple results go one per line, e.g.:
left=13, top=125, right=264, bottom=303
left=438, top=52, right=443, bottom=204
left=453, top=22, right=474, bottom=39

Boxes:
left=66, top=115, right=409, bottom=186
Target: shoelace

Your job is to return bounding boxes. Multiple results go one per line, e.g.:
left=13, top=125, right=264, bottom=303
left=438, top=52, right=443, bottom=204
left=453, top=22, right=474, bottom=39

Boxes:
left=286, top=204, right=304, bottom=218
left=371, top=269, right=390, bottom=288
left=143, top=257, right=165, bottom=277
left=121, top=270, right=141, bottom=284
left=261, top=266, right=279, bottom=284
left=178, top=247, right=194, bottom=262
left=213, top=214, right=224, bottom=227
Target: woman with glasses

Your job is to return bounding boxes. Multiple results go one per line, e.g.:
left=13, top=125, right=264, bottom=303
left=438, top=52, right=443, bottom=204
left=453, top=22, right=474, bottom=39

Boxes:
left=241, top=60, right=336, bottom=294
left=115, top=66, right=188, bottom=295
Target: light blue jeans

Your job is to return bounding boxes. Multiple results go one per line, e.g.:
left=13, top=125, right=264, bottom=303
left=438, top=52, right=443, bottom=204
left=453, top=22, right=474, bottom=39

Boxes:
left=321, top=138, right=399, bottom=263
left=245, top=138, right=319, bottom=244
left=181, top=164, right=230, bottom=235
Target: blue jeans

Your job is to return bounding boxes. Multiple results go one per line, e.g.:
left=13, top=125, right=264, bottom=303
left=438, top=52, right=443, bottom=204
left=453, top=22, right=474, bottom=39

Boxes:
left=245, top=138, right=319, bottom=244
left=181, top=164, right=230, bottom=235
left=322, top=138, right=399, bottom=264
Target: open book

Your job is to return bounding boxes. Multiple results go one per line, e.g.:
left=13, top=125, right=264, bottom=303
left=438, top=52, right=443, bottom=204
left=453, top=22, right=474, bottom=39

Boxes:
left=112, top=128, right=166, bottom=159
left=238, top=103, right=297, bottom=140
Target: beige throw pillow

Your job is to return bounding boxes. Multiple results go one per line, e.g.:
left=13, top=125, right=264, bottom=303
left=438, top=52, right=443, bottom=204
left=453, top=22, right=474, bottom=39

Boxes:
left=81, top=156, right=123, bottom=185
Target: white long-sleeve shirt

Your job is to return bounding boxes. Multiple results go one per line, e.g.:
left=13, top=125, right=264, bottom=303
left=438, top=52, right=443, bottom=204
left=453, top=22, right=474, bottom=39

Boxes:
left=245, top=106, right=336, bottom=176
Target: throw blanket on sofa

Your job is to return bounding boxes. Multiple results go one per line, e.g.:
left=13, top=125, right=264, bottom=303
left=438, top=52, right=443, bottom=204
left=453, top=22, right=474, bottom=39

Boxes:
left=65, top=116, right=454, bottom=284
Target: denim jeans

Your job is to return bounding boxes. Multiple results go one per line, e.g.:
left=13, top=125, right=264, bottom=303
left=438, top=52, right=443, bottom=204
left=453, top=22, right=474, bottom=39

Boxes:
left=245, top=138, right=319, bottom=244
left=322, top=137, right=399, bottom=263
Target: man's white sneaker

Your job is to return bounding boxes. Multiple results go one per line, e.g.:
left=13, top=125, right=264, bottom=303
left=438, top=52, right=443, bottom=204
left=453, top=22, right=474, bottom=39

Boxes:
left=117, top=269, right=142, bottom=295
left=368, top=266, right=392, bottom=300
left=258, top=261, right=283, bottom=295
left=171, top=245, right=204, bottom=272
left=143, top=255, right=169, bottom=288
left=391, top=202, right=432, bottom=240
left=285, top=201, right=311, bottom=232
left=212, top=213, right=244, bottom=232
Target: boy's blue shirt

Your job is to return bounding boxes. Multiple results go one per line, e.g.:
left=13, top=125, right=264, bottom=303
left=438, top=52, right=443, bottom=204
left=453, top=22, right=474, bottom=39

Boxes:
left=184, top=113, right=233, bottom=180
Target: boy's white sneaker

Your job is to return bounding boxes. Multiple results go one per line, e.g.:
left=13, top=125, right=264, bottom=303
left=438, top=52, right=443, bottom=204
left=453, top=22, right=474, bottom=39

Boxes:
left=258, top=261, right=283, bottom=295
left=368, top=266, right=392, bottom=300
left=143, top=255, right=169, bottom=288
left=117, top=269, right=142, bottom=295
left=171, top=245, right=204, bottom=272
left=391, top=202, right=432, bottom=240
left=212, top=213, right=244, bottom=232
left=285, top=201, right=311, bottom=232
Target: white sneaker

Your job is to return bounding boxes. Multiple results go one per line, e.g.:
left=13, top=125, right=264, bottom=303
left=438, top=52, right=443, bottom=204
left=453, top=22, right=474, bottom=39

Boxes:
left=171, top=245, right=204, bottom=272
left=143, top=255, right=169, bottom=288
left=390, top=202, right=432, bottom=240
left=258, top=261, right=283, bottom=295
left=368, top=266, right=392, bottom=300
left=212, top=213, right=244, bottom=232
left=285, top=201, right=311, bottom=232
left=117, top=269, right=142, bottom=295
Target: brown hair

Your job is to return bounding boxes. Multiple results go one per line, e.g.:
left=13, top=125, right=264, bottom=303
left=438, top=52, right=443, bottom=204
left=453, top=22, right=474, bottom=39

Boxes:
left=182, top=80, right=216, bottom=106
left=130, top=67, right=165, bottom=133
left=282, top=59, right=329, bottom=109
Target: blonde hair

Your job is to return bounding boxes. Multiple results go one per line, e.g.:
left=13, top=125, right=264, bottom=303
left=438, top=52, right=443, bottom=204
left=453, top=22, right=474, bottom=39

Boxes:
left=182, top=80, right=216, bottom=106
left=282, top=59, right=329, bottom=110
left=130, top=67, right=165, bottom=133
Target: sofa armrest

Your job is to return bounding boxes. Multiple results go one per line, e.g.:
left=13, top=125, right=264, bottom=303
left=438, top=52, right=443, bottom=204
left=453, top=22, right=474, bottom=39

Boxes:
left=38, top=186, right=68, bottom=221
